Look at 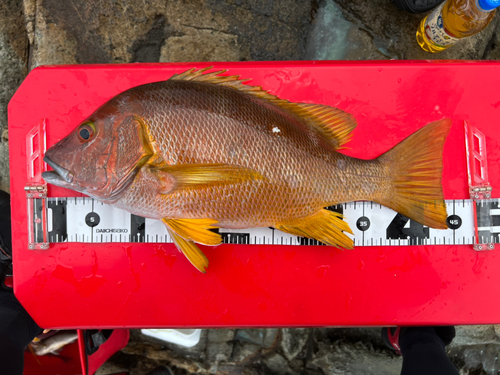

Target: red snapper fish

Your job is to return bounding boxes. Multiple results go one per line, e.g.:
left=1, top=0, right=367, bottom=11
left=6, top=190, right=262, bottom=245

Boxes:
left=42, top=67, right=451, bottom=273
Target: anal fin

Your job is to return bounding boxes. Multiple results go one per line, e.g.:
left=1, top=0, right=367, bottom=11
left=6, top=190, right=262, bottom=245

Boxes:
left=276, top=209, right=354, bottom=249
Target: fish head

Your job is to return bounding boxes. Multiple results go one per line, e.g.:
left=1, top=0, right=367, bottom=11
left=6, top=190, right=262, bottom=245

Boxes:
left=42, top=103, right=153, bottom=202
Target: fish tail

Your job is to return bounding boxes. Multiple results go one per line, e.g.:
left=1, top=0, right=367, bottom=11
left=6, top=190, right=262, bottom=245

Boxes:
left=376, top=119, right=452, bottom=229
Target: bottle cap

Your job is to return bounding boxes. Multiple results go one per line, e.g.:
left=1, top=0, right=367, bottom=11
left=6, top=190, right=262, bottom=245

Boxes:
left=478, top=0, right=500, bottom=11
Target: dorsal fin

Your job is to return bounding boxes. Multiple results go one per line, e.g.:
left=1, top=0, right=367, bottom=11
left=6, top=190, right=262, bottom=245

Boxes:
left=295, top=103, right=357, bottom=148
left=170, top=67, right=357, bottom=148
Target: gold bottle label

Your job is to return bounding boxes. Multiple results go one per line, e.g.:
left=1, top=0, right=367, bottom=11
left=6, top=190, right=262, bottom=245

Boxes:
left=424, top=3, right=460, bottom=47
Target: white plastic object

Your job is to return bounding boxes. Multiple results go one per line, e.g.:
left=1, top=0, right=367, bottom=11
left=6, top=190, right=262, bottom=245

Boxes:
left=141, top=329, right=202, bottom=348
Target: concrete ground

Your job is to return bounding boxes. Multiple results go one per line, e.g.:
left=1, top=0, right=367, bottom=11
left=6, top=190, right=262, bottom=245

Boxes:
left=1, top=0, right=500, bottom=374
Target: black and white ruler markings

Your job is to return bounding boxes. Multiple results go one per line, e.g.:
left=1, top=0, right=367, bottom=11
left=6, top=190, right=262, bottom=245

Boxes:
left=42, top=197, right=500, bottom=246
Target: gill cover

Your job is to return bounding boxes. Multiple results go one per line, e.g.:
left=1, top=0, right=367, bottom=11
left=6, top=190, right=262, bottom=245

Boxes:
left=43, top=111, right=153, bottom=202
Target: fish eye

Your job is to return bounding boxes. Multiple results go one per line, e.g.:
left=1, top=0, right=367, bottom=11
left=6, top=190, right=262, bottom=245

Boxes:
left=78, top=122, right=95, bottom=141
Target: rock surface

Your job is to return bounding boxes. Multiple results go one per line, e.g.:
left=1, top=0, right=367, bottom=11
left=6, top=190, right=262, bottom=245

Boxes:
left=97, top=327, right=500, bottom=374
left=281, top=328, right=310, bottom=361
left=307, top=0, right=500, bottom=60
left=235, top=329, right=278, bottom=348
left=29, top=0, right=313, bottom=68
left=0, top=0, right=28, bottom=191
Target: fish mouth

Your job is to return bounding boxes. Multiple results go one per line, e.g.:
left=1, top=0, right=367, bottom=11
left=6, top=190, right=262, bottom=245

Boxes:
left=42, top=156, right=74, bottom=184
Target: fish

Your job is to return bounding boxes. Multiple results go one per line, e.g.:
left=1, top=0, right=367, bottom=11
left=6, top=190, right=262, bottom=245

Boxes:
left=42, top=67, right=451, bottom=273
left=30, top=331, right=78, bottom=356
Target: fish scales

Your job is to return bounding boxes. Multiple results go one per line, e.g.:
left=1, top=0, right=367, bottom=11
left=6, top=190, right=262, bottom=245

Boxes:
left=42, top=68, right=451, bottom=272
left=114, top=80, right=383, bottom=227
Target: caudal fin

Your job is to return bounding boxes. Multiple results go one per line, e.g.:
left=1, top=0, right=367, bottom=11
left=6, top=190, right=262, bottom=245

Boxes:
left=377, top=119, right=452, bottom=229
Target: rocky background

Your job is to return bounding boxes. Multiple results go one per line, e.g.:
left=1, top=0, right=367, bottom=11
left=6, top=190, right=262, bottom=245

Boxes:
left=1, top=0, right=500, bottom=374
left=97, top=327, right=500, bottom=375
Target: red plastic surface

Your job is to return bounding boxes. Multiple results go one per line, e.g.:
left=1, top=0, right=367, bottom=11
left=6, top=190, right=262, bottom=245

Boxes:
left=78, top=329, right=129, bottom=375
left=9, top=61, right=500, bottom=328
left=4, top=276, right=13, bottom=288
left=22, top=329, right=128, bottom=375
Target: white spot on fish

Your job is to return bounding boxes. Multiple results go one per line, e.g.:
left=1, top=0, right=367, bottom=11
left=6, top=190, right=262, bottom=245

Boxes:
left=272, top=127, right=281, bottom=133
left=336, top=159, right=346, bottom=170
left=435, top=105, right=440, bottom=111
left=288, top=174, right=299, bottom=189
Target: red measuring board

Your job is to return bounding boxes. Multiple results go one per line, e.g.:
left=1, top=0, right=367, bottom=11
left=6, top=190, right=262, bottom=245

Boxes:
left=9, top=61, right=500, bottom=328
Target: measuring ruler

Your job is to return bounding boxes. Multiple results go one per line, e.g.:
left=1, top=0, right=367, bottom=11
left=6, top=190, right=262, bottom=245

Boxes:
left=25, top=196, right=498, bottom=247
left=24, top=119, right=498, bottom=250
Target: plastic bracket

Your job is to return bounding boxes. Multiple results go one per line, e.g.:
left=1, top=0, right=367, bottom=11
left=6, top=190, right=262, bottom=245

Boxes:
left=25, top=119, right=49, bottom=250
left=465, top=120, right=495, bottom=251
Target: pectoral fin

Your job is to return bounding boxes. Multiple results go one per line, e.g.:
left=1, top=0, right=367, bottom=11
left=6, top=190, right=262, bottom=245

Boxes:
left=154, top=163, right=264, bottom=193
left=167, top=228, right=209, bottom=273
left=276, top=209, right=354, bottom=249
